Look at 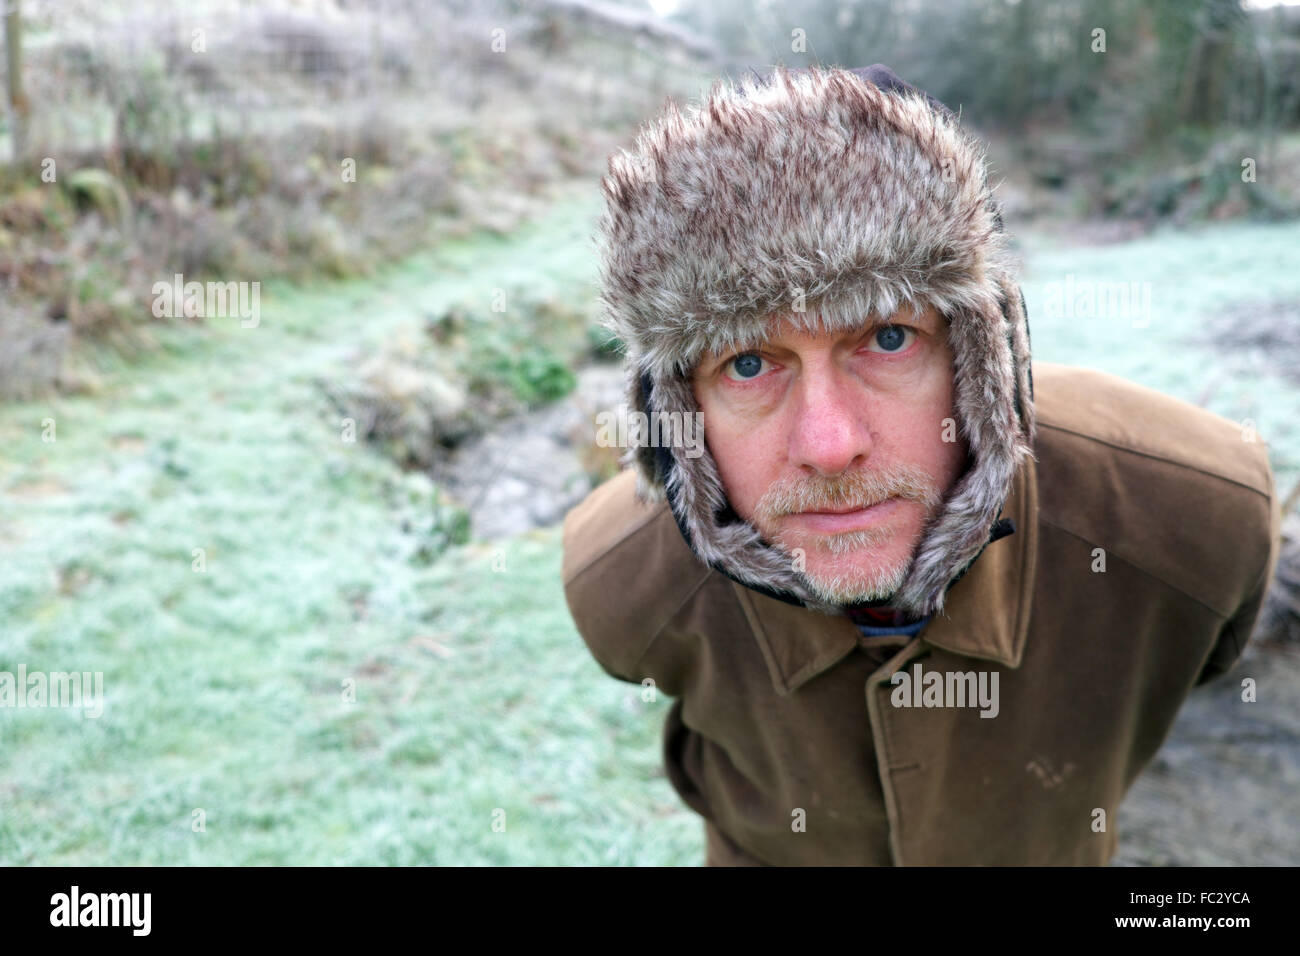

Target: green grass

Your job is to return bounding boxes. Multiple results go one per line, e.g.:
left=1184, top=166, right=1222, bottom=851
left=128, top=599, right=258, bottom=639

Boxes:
left=0, top=186, right=701, bottom=865
left=2, top=193, right=1297, bottom=865
left=1018, top=217, right=1300, bottom=494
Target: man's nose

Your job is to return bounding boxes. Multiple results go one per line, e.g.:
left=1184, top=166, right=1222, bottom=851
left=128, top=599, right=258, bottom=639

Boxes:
left=787, top=365, right=874, bottom=477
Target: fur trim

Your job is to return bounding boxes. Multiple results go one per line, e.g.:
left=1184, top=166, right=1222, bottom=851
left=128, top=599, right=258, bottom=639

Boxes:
left=598, top=66, right=1035, bottom=618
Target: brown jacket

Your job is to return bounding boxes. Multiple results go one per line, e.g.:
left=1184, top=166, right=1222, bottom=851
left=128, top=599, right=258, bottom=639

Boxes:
left=562, top=362, right=1283, bottom=866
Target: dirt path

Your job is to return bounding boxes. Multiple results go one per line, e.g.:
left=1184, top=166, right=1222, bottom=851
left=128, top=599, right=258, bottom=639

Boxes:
left=1113, top=642, right=1300, bottom=866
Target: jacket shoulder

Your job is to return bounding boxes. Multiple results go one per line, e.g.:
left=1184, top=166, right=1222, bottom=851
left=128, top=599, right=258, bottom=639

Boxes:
left=1032, top=362, right=1272, bottom=493
left=1030, top=362, right=1280, bottom=617
left=561, top=469, right=712, bottom=681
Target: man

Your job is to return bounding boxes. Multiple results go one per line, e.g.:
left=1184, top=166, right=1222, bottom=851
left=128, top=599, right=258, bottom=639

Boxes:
left=562, top=65, right=1283, bottom=865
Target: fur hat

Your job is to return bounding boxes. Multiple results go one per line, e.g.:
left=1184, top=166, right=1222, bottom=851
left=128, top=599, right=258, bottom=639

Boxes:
left=595, top=65, right=1035, bottom=618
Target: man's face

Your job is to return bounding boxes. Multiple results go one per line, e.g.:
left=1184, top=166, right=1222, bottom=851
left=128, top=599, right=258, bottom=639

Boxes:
left=691, top=305, right=969, bottom=605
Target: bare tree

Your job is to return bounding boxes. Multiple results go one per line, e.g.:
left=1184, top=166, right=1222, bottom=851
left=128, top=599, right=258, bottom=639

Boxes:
left=4, top=0, right=27, bottom=162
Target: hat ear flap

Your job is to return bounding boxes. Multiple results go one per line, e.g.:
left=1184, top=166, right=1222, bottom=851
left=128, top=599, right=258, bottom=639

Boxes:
left=626, top=364, right=667, bottom=504
left=1000, top=279, right=1036, bottom=444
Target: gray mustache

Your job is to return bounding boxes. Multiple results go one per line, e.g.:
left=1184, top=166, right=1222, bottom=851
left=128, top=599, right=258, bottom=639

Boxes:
left=755, top=464, right=941, bottom=519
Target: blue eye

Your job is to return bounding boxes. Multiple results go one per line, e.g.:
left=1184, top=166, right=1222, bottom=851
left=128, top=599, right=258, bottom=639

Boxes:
left=725, top=353, right=766, bottom=380
left=869, top=325, right=914, bottom=353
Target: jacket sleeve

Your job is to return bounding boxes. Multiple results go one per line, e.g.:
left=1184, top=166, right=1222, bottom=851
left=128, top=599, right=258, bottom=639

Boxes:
left=560, top=489, right=672, bottom=690
left=563, top=584, right=656, bottom=688
left=562, top=547, right=691, bottom=697
left=561, top=473, right=704, bottom=697
left=563, top=554, right=655, bottom=688
left=1194, top=463, right=1285, bottom=687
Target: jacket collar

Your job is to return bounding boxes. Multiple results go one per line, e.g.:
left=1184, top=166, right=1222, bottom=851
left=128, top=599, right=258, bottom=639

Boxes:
left=731, top=452, right=1039, bottom=697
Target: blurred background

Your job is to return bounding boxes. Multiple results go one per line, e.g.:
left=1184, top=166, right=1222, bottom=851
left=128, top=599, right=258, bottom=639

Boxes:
left=1, top=0, right=1298, bottom=865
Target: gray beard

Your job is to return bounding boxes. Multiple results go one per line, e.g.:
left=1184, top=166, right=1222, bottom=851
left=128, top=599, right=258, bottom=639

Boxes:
left=772, top=529, right=914, bottom=606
